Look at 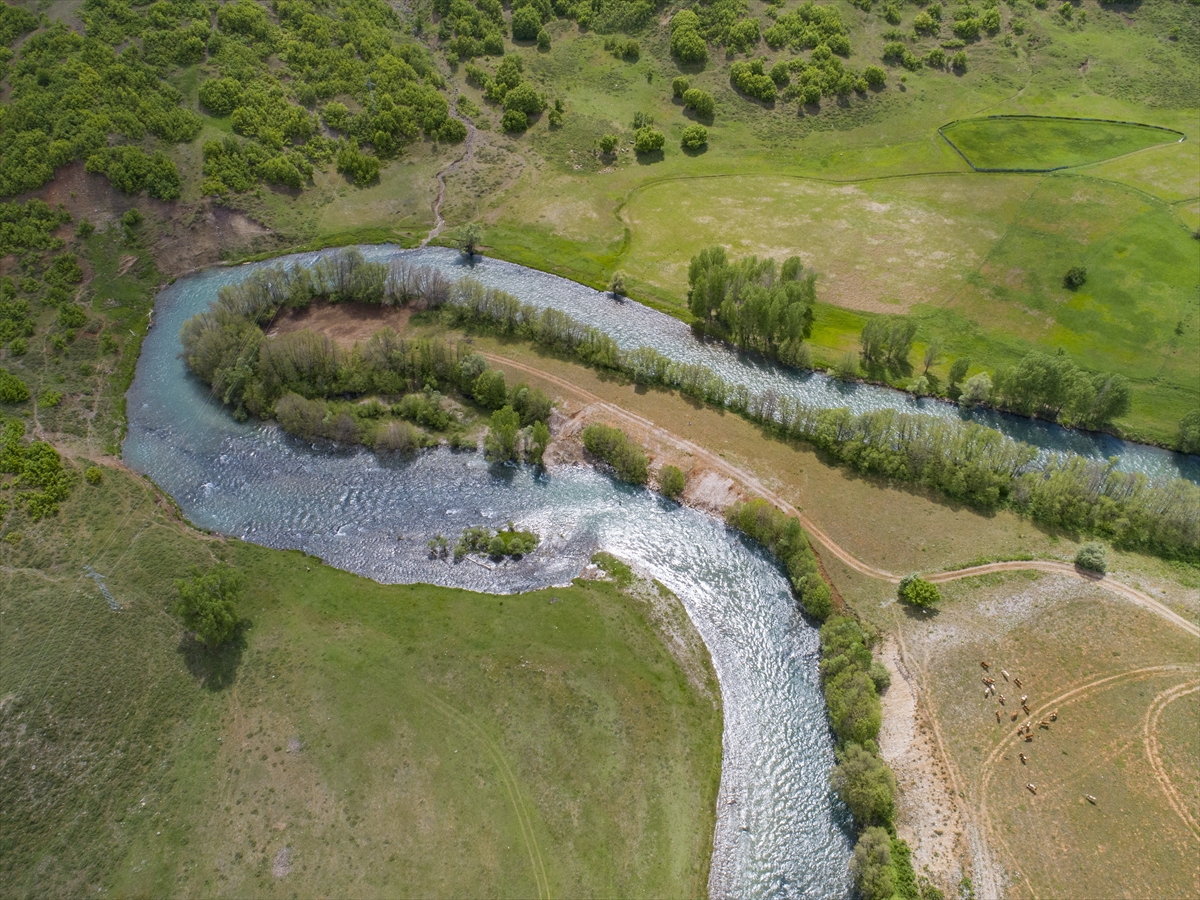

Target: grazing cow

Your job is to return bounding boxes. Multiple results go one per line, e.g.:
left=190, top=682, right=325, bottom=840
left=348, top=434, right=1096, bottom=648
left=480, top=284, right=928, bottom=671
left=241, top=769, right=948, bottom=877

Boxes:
left=1010, top=712, right=1019, bottom=721
left=1039, top=720, right=1051, bottom=729
left=1049, top=710, right=1058, bottom=722
left=1026, top=783, right=1037, bottom=795
left=1001, top=669, right=1010, bottom=681
left=1022, top=703, right=1031, bottom=715
left=998, top=695, right=1006, bottom=705
left=996, top=710, right=1002, bottom=723
left=1020, top=695, right=1028, bottom=704
left=1019, top=753, right=1027, bottom=765
left=1086, top=795, right=1097, bottom=805
left=1014, top=677, right=1023, bottom=688
left=981, top=661, right=990, bottom=670
left=1024, top=734, right=1034, bottom=742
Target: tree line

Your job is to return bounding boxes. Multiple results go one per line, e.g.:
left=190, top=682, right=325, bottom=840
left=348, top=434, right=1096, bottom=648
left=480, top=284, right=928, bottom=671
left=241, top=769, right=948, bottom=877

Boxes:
left=722, top=497, right=913, bottom=900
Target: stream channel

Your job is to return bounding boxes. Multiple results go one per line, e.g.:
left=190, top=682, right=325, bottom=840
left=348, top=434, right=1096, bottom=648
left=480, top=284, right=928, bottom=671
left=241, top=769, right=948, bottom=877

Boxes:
left=124, top=246, right=1197, bottom=899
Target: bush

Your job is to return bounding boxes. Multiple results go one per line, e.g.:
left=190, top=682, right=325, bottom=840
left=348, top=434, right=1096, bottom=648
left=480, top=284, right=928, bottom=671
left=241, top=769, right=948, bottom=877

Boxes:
left=537, top=28, right=550, bottom=50
left=951, top=50, right=968, bottom=71
left=84, top=466, right=103, bottom=485
left=831, top=742, right=896, bottom=826
left=633, top=127, right=665, bottom=154
left=374, top=420, right=421, bottom=452
left=504, top=83, right=545, bottom=115
left=659, top=464, right=686, bottom=499
left=581, top=423, right=648, bottom=484
left=484, top=406, right=522, bottom=462
left=898, top=574, right=941, bottom=607
left=1064, top=266, right=1087, bottom=289
left=681, top=124, right=708, bottom=151
left=599, top=133, right=619, bottom=154
left=175, top=566, right=244, bottom=649
left=670, top=15, right=708, bottom=63
left=512, top=5, right=542, bottom=40
left=0, top=369, right=30, bottom=404
left=501, top=109, right=529, bottom=132
left=852, top=827, right=895, bottom=900
left=863, top=65, right=886, bottom=86
left=672, top=75, right=691, bottom=97
left=682, top=88, right=715, bottom=118
left=868, top=659, right=891, bottom=692
left=1075, top=541, right=1107, bottom=574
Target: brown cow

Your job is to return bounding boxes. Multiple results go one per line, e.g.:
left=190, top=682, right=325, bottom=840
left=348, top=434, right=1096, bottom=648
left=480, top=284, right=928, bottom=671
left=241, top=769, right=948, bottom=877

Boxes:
left=1039, top=720, right=1051, bottom=729
left=1010, top=712, right=1019, bottom=721
left=996, top=710, right=1002, bottom=723
left=1014, top=677, right=1024, bottom=688
left=981, top=661, right=990, bottom=670
left=1022, top=703, right=1031, bottom=715
left=1025, top=735, right=1034, bottom=742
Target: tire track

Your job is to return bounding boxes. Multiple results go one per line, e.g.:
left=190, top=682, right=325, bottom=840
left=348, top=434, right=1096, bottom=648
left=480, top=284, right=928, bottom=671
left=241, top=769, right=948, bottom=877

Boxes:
left=481, top=352, right=1200, bottom=639
left=1143, top=681, right=1200, bottom=841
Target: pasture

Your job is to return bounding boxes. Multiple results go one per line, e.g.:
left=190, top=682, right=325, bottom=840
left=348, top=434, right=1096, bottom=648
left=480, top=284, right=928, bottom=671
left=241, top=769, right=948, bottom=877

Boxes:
left=940, top=116, right=1183, bottom=171
left=0, top=464, right=721, bottom=898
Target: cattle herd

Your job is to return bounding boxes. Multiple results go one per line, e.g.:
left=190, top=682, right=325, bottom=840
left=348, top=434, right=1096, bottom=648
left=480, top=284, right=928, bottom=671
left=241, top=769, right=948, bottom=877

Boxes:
left=980, top=659, right=1067, bottom=800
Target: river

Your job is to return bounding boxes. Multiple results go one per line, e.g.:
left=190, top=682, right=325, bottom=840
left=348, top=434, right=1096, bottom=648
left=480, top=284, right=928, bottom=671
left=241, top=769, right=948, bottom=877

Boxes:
left=123, top=245, right=1194, bottom=898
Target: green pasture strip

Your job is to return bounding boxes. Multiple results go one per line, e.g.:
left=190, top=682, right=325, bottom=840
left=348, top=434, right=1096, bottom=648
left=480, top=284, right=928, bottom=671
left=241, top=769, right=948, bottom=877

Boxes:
left=939, top=116, right=1185, bottom=173
left=0, top=465, right=721, bottom=898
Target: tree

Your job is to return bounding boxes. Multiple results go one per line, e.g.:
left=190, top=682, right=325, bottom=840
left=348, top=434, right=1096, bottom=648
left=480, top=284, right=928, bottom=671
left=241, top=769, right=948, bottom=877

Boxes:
left=864, top=65, right=886, bottom=87
left=852, top=828, right=895, bottom=900
left=923, top=340, right=942, bottom=375
left=898, top=574, right=940, bottom=607
left=536, top=28, right=550, bottom=50
left=598, top=133, right=619, bottom=154
left=528, top=420, right=551, bottom=465
left=633, top=127, right=665, bottom=154
left=672, top=75, right=691, bottom=97
left=1179, top=409, right=1200, bottom=455
left=459, top=222, right=483, bottom=257
left=473, top=369, right=508, bottom=409
left=830, top=743, right=896, bottom=826
left=0, top=369, right=30, bottom=403
left=659, top=464, right=686, bottom=499
left=1064, top=266, right=1087, bottom=290
left=682, top=88, right=715, bottom=119
left=961, top=372, right=992, bottom=407
left=484, top=406, right=521, bottom=461
left=681, top=124, right=708, bottom=150
left=1074, top=541, right=1106, bottom=574
left=610, top=270, right=627, bottom=297
left=670, top=14, right=707, bottom=63
left=948, top=357, right=970, bottom=390
left=511, top=5, right=542, bottom=40
left=175, top=566, right=244, bottom=649
left=504, top=83, right=545, bottom=115
left=501, top=109, right=528, bottom=132
left=951, top=51, right=967, bottom=71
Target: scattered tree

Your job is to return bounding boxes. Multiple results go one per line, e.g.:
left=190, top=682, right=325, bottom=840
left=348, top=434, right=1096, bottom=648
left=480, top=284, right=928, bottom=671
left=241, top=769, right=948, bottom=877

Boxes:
left=672, top=75, right=691, bottom=97
left=1074, top=541, right=1107, bottom=574
left=681, top=124, right=709, bottom=151
left=1064, top=266, right=1088, bottom=290
left=484, top=405, right=521, bottom=461
left=898, top=574, right=940, bottom=607
left=633, top=127, right=665, bottom=154
left=682, top=88, right=715, bottom=119
left=175, top=566, right=244, bottom=649
left=610, top=270, right=627, bottom=297
left=598, top=133, right=619, bottom=154
left=831, top=742, right=896, bottom=826
left=961, top=371, right=992, bottom=407
left=459, top=223, right=484, bottom=258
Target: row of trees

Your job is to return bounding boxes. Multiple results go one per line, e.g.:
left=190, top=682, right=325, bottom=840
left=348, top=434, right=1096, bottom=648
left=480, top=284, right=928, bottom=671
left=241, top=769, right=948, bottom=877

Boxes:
left=724, top=499, right=832, bottom=620
left=688, top=247, right=817, bottom=367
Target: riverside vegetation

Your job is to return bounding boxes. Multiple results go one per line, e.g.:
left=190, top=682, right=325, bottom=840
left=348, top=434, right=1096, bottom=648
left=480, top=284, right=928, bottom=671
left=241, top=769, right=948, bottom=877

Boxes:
left=181, top=251, right=1199, bottom=561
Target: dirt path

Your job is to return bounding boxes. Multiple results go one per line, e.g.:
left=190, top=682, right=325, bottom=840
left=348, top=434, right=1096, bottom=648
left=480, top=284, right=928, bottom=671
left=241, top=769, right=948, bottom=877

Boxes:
left=1143, top=680, right=1200, bottom=841
left=481, top=352, right=1200, bottom=640
left=421, top=93, right=477, bottom=248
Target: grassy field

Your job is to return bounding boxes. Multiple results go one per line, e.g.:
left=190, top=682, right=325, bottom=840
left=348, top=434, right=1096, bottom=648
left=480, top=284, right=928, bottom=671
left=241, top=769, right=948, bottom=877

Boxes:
left=868, top=569, right=1200, bottom=899
left=0, top=463, right=722, bottom=898
left=940, top=116, right=1184, bottom=171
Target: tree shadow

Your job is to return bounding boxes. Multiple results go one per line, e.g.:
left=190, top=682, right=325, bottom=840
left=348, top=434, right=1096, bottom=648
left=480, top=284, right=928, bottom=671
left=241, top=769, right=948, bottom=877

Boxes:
left=634, top=149, right=665, bottom=165
left=900, top=603, right=940, bottom=622
left=178, top=623, right=249, bottom=691
left=681, top=143, right=709, bottom=157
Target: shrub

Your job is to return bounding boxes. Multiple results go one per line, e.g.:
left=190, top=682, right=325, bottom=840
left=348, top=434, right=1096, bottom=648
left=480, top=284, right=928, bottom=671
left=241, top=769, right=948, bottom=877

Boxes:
left=175, top=566, right=244, bottom=649
left=730, top=59, right=777, bottom=101
left=831, top=742, right=896, bottom=826
left=598, top=133, right=619, bottom=154
left=1074, top=541, right=1107, bottom=574
left=681, top=124, right=708, bottom=151
left=473, top=369, right=509, bottom=409
left=85, top=465, right=103, bottom=485
left=0, top=370, right=30, bottom=403
left=852, top=828, right=895, bottom=900
left=633, top=127, right=665, bottom=154
left=374, top=420, right=421, bottom=452
left=1179, top=409, right=1200, bottom=455
left=682, top=88, right=715, bottom=118
left=672, top=75, right=691, bottom=97
left=898, top=574, right=941, bottom=607
left=863, top=65, right=886, bottom=86
left=659, top=464, right=686, bottom=499
left=581, top=423, right=648, bottom=484
left=512, top=5, right=542, bottom=40
left=501, top=109, right=529, bottom=132
left=1064, top=266, right=1087, bottom=289
left=951, top=50, right=967, bottom=71
left=536, top=28, right=550, bottom=50
left=868, top=659, right=891, bottom=692
left=504, top=83, right=545, bottom=115
left=670, top=12, right=708, bottom=63
left=484, top=405, right=521, bottom=461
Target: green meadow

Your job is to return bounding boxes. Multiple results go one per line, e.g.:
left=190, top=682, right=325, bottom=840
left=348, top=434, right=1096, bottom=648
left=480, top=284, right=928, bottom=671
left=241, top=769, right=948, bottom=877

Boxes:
left=940, top=116, right=1183, bottom=171
left=0, top=465, right=721, bottom=898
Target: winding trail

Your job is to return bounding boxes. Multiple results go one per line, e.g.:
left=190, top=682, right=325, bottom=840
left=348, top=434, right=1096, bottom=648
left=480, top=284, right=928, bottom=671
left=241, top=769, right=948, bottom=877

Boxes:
left=1143, top=680, right=1200, bottom=841
left=481, top=352, right=1200, bottom=639
left=421, top=93, right=477, bottom=247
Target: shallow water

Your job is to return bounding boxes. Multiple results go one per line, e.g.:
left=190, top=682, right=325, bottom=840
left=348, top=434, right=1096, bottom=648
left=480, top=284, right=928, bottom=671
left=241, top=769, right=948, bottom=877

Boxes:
left=126, top=251, right=857, bottom=897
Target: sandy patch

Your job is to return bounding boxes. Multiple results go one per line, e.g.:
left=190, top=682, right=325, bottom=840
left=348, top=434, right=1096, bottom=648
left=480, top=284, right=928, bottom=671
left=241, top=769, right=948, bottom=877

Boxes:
left=879, top=638, right=969, bottom=893
left=267, top=302, right=413, bottom=346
